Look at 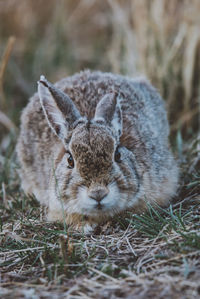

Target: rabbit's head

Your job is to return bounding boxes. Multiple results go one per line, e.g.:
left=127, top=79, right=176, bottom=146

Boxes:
left=38, top=76, right=140, bottom=219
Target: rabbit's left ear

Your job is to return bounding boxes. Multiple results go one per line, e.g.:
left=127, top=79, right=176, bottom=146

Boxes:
left=38, top=76, right=81, bottom=140
left=94, top=92, right=122, bottom=138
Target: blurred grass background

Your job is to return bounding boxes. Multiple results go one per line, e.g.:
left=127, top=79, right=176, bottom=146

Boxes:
left=0, top=0, right=200, bottom=143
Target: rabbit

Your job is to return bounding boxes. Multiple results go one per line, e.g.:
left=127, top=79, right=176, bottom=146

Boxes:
left=16, top=70, right=178, bottom=233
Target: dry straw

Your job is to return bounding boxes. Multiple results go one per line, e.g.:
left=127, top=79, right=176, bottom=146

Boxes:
left=0, top=36, right=16, bottom=132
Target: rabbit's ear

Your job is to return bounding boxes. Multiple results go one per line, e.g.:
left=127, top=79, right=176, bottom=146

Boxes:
left=38, top=76, right=81, bottom=139
left=94, top=93, right=122, bottom=137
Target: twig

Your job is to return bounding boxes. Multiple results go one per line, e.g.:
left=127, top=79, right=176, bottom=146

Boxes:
left=0, top=110, right=16, bottom=132
left=0, top=246, right=45, bottom=255
left=2, top=182, right=8, bottom=209
left=172, top=194, right=200, bottom=209
left=126, top=236, right=137, bottom=256
left=0, top=36, right=16, bottom=109
left=89, top=267, right=118, bottom=282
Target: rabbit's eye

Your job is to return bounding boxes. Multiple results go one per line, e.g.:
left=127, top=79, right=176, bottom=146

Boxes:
left=67, top=152, right=74, bottom=169
left=114, top=147, right=121, bottom=162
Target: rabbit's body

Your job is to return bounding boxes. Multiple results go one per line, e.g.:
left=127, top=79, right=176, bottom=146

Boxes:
left=17, top=70, right=178, bottom=231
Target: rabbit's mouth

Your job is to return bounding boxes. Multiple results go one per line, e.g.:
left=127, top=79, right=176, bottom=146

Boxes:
left=96, top=202, right=103, bottom=210
left=65, top=182, right=126, bottom=217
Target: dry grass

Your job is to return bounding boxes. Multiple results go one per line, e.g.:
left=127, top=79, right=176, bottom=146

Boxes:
left=0, top=0, right=199, bottom=136
left=0, top=0, right=200, bottom=298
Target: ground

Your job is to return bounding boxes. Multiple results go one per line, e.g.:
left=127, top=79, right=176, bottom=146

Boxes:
left=0, top=134, right=199, bottom=298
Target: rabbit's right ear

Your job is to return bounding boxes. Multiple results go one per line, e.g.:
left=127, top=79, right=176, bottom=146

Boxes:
left=38, top=76, right=81, bottom=139
left=94, top=92, right=122, bottom=139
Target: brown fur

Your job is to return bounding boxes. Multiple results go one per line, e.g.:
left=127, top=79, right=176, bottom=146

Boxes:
left=16, top=70, right=178, bottom=233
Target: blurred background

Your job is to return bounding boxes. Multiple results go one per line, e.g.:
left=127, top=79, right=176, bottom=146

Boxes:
left=0, top=0, right=200, bottom=145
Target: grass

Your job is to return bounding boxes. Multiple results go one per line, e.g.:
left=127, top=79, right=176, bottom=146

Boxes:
left=0, top=0, right=200, bottom=298
left=0, top=135, right=199, bottom=298
left=1, top=199, right=200, bottom=297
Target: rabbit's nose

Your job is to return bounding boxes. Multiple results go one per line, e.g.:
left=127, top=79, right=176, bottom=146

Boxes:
left=88, top=187, right=109, bottom=203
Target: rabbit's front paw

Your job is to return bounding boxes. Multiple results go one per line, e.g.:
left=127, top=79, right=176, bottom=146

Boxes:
left=73, top=222, right=97, bottom=235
